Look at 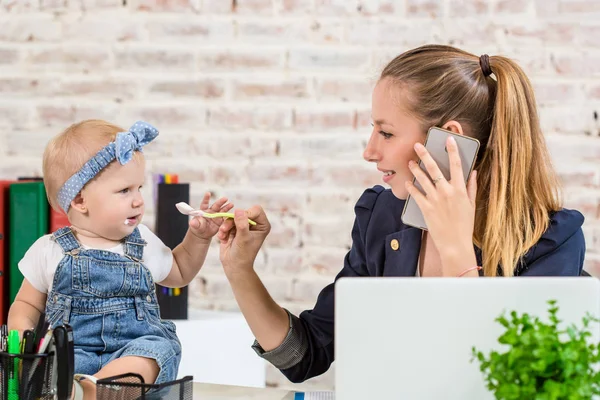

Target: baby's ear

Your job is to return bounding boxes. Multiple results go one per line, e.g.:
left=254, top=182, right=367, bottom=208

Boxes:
left=70, top=193, right=87, bottom=214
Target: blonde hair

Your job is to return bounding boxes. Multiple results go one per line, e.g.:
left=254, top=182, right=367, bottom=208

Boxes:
left=43, top=119, right=126, bottom=211
left=381, top=44, right=562, bottom=277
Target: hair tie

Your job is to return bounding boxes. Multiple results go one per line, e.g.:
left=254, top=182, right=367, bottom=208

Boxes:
left=479, top=54, right=492, bottom=77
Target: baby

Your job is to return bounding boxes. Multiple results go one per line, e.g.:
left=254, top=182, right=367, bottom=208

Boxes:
left=7, top=120, right=231, bottom=399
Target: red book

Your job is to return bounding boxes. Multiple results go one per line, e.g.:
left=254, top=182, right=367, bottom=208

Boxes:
left=49, top=207, right=70, bottom=232
left=0, top=180, right=15, bottom=324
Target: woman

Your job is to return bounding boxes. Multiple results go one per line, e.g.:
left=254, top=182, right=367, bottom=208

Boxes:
left=217, top=44, right=586, bottom=383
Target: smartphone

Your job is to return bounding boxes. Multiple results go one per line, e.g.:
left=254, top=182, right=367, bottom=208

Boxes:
left=401, top=127, right=480, bottom=230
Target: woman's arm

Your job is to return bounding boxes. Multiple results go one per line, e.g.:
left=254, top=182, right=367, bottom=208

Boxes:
left=219, top=188, right=381, bottom=383
left=219, top=207, right=290, bottom=350
left=222, top=213, right=370, bottom=382
left=225, top=268, right=290, bottom=352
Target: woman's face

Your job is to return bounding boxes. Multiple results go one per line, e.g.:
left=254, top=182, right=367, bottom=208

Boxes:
left=363, top=78, right=426, bottom=200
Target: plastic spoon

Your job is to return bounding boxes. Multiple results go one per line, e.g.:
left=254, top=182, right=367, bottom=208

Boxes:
left=175, top=202, right=257, bottom=226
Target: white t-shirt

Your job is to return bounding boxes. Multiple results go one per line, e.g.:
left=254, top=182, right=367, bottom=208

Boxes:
left=19, top=224, right=173, bottom=294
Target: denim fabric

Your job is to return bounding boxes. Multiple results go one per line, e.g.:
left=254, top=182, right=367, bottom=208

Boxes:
left=46, top=226, right=181, bottom=384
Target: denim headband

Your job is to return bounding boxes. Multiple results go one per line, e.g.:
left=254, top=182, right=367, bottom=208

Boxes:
left=57, top=121, right=158, bottom=213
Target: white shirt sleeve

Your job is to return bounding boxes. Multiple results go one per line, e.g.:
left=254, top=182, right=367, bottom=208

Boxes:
left=18, top=235, right=62, bottom=294
left=137, top=224, right=174, bottom=284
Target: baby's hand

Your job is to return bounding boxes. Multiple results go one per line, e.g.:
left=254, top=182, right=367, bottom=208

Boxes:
left=189, top=192, right=233, bottom=241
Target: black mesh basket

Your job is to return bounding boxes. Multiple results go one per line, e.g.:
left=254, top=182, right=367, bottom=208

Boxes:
left=0, top=351, right=56, bottom=400
left=96, top=373, right=193, bottom=400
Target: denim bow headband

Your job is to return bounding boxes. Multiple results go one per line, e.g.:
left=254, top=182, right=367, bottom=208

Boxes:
left=57, top=121, right=158, bottom=213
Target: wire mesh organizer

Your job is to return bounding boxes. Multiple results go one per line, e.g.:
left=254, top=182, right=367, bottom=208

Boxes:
left=0, top=351, right=56, bottom=400
left=96, top=373, right=193, bottom=400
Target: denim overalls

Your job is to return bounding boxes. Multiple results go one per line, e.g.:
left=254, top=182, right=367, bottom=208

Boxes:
left=45, top=227, right=181, bottom=384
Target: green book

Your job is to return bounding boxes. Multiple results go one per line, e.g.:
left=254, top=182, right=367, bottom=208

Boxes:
left=8, top=182, right=48, bottom=304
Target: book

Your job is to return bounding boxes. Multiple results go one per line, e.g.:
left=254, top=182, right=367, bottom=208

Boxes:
left=294, top=392, right=335, bottom=400
left=8, top=182, right=49, bottom=304
left=0, top=180, right=15, bottom=323
left=49, top=207, right=70, bottom=232
left=155, top=183, right=190, bottom=320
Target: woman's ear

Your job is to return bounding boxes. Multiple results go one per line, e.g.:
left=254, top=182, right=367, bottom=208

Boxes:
left=70, top=193, right=87, bottom=214
left=442, top=120, right=465, bottom=135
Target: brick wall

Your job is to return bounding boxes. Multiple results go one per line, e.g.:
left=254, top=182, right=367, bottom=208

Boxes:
left=1, top=0, right=600, bottom=391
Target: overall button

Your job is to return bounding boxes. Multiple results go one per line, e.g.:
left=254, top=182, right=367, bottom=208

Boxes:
left=146, top=295, right=152, bottom=302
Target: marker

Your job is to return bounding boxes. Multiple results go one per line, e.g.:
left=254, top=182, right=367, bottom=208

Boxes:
left=22, top=330, right=35, bottom=354
left=8, top=330, right=20, bottom=398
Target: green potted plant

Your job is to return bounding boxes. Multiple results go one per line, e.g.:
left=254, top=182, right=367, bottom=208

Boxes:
left=472, top=300, right=600, bottom=400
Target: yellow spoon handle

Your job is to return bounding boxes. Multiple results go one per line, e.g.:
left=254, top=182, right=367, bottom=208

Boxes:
left=201, top=212, right=257, bottom=226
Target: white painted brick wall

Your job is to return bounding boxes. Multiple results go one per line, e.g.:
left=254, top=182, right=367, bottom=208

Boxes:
left=1, top=0, right=600, bottom=391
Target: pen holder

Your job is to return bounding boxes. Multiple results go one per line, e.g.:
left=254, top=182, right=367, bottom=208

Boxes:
left=0, top=351, right=56, bottom=400
left=96, top=373, right=193, bottom=400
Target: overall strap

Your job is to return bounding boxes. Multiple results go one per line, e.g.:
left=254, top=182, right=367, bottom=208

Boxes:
left=123, top=227, right=146, bottom=262
left=52, top=227, right=81, bottom=253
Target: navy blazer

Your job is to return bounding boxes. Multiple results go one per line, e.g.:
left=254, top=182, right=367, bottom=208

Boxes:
left=280, top=185, right=586, bottom=383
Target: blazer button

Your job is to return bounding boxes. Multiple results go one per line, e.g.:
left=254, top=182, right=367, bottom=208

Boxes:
left=390, top=239, right=400, bottom=251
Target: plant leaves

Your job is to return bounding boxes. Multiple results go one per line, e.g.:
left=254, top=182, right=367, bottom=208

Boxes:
left=472, top=300, right=600, bottom=399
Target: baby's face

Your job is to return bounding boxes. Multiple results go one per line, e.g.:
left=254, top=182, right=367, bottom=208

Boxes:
left=80, top=156, right=146, bottom=241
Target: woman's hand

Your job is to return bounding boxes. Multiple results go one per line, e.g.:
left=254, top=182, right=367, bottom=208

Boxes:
left=405, top=136, right=479, bottom=276
left=218, top=205, right=271, bottom=275
left=189, top=192, right=233, bottom=241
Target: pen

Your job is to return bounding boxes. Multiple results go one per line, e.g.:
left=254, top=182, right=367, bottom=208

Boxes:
left=22, top=330, right=35, bottom=354
left=37, top=329, right=53, bottom=354
left=8, top=330, right=20, bottom=398
left=26, top=328, right=53, bottom=399
left=33, top=313, right=47, bottom=350
left=1, top=324, right=7, bottom=352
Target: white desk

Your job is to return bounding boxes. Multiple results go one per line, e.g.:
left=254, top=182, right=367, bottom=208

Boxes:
left=193, top=383, right=294, bottom=399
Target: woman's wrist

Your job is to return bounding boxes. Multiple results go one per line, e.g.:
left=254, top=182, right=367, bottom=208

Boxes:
left=457, top=266, right=482, bottom=277
left=224, top=263, right=257, bottom=282
left=440, top=246, right=478, bottom=277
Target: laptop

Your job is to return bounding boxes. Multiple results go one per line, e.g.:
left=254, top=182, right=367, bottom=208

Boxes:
left=335, top=278, right=600, bottom=400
